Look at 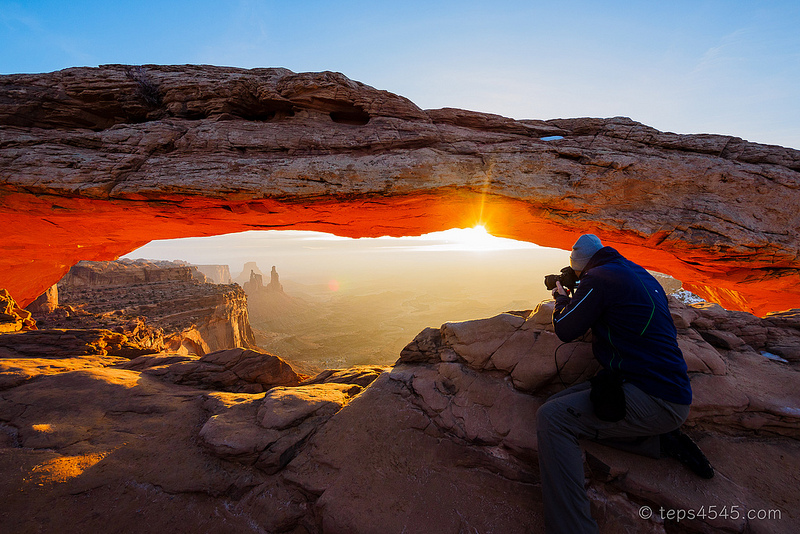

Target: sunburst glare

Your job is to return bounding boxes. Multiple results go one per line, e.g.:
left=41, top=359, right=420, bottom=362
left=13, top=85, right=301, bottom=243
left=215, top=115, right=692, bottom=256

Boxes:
left=403, top=225, right=539, bottom=252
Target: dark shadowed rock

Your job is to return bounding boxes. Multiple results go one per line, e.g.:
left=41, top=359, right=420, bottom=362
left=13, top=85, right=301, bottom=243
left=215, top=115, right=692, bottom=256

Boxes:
left=124, top=347, right=303, bottom=393
left=0, top=328, right=134, bottom=359
left=0, top=360, right=276, bottom=533
left=300, top=365, right=389, bottom=387
left=25, top=285, right=58, bottom=314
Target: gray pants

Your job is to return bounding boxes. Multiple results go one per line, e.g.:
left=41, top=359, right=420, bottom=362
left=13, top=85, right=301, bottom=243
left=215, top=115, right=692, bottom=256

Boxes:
left=536, top=381, right=690, bottom=534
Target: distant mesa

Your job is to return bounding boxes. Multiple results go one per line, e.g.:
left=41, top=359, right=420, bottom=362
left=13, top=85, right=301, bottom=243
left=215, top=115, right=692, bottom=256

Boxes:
left=244, top=270, right=264, bottom=293
left=194, top=264, right=232, bottom=284
left=241, top=264, right=310, bottom=334
left=267, top=266, right=284, bottom=293
left=235, top=262, right=263, bottom=285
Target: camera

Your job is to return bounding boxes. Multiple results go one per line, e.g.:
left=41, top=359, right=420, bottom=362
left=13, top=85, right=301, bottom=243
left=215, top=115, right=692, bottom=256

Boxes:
left=544, top=266, right=580, bottom=292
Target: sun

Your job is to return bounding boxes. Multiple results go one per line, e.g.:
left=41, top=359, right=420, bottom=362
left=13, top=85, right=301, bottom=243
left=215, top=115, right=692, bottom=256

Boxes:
left=453, top=225, right=494, bottom=250
left=433, top=224, right=534, bottom=252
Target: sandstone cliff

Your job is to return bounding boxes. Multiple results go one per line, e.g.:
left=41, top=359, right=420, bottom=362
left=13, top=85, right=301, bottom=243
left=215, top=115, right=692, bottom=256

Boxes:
left=1, top=66, right=798, bottom=314
left=40, top=259, right=258, bottom=356
left=60, top=258, right=202, bottom=287
left=1, top=296, right=798, bottom=533
left=0, top=289, right=36, bottom=333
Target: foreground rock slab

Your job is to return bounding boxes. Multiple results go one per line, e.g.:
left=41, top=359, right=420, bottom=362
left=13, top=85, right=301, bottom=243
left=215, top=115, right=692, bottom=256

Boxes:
left=283, top=372, right=545, bottom=534
left=0, top=362, right=274, bottom=533
left=1, top=297, right=799, bottom=532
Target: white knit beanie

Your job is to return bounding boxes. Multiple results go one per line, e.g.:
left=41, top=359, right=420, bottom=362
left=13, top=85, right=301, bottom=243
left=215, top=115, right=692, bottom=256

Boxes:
left=570, top=234, right=604, bottom=272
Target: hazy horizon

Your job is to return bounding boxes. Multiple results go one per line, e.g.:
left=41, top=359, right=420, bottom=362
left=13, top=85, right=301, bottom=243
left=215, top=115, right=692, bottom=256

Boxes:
left=121, top=227, right=574, bottom=305
left=120, top=227, right=683, bottom=371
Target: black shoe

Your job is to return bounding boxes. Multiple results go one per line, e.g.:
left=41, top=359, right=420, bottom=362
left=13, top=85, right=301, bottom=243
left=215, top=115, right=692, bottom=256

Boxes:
left=660, top=429, right=715, bottom=479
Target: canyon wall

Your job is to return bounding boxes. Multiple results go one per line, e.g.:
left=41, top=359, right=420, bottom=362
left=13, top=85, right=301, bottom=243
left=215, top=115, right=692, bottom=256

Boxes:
left=60, top=259, right=197, bottom=287
left=48, top=260, right=257, bottom=356
left=1, top=65, right=799, bottom=314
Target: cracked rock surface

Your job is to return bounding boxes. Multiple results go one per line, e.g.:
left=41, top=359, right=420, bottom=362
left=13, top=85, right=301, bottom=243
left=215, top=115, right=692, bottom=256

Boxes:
left=123, top=347, right=304, bottom=393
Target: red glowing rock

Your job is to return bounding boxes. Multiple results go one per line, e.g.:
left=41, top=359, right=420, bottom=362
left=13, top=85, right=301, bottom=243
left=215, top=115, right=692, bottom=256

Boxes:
left=1, top=66, right=798, bottom=315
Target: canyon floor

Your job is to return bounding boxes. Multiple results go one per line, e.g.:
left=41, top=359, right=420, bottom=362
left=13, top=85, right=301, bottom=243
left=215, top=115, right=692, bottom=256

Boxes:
left=243, top=264, right=682, bottom=373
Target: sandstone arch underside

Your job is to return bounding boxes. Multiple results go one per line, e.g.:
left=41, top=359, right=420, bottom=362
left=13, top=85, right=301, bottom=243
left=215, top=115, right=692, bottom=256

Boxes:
left=1, top=65, right=799, bottom=316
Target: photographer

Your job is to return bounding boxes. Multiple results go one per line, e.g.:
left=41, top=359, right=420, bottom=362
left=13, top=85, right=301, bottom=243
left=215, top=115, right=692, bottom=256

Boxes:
left=536, top=234, right=713, bottom=534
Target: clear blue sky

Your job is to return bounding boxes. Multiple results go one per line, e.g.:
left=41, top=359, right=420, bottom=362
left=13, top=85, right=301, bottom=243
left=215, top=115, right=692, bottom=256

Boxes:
left=2, top=0, right=799, bottom=148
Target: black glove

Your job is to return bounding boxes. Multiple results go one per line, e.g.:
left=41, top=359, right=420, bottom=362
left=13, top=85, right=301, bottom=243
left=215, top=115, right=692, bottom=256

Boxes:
left=552, top=286, right=571, bottom=299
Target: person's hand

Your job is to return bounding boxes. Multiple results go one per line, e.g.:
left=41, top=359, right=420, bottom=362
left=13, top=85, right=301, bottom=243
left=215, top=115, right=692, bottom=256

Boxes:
left=553, top=281, right=569, bottom=298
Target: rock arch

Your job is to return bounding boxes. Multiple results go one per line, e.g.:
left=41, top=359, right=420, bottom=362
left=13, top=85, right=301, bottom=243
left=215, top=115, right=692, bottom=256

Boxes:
left=2, top=65, right=799, bottom=315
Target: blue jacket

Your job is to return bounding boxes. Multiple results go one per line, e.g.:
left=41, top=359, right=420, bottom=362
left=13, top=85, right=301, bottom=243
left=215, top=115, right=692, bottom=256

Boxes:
left=553, top=247, right=692, bottom=405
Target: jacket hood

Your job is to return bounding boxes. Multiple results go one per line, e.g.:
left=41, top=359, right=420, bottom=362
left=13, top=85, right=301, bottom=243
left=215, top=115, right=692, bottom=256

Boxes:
left=581, top=246, right=623, bottom=274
